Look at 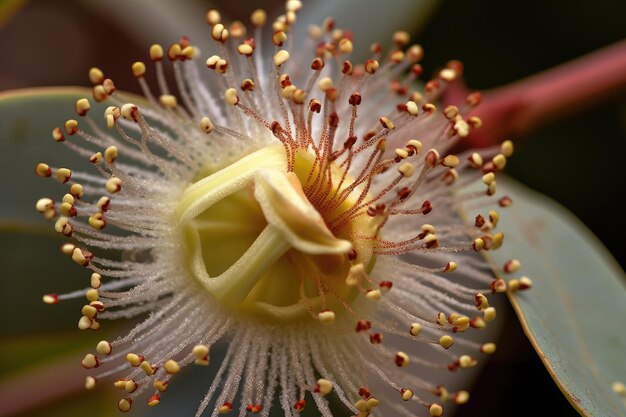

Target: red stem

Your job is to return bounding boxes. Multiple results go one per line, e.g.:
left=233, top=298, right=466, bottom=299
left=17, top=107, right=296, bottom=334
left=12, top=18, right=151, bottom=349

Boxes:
left=465, top=40, right=626, bottom=147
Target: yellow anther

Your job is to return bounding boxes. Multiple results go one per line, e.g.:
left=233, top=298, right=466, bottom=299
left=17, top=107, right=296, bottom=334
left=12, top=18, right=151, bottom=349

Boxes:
left=395, top=351, right=409, bottom=367
left=379, top=116, right=395, bottom=130
left=501, top=140, right=514, bottom=157
left=441, top=154, right=460, bottom=168
left=206, top=9, right=221, bottom=25
left=398, top=162, right=415, bottom=177
left=81, top=353, right=99, bottom=369
left=126, top=353, right=143, bottom=367
left=159, top=94, right=178, bottom=108
left=149, top=44, right=164, bottom=61
left=406, top=101, right=419, bottom=116
left=224, top=88, right=239, bottom=105
left=86, top=288, right=99, bottom=302
left=105, top=177, right=122, bottom=193
left=366, top=289, right=382, bottom=301
left=251, top=9, right=267, bottom=27
left=429, top=403, right=443, bottom=417
left=492, top=153, right=507, bottom=170
left=104, top=146, right=118, bottom=164
left=96, top=340, right=112, bottom=355
left=409, top=322, right=422, bottom=336
left=140, top=360, right=155, bottom=375
left=481, top=342, right=497, bottom=354
left=193, top=344, right=210, bottom=366
left=85, top=376, right=96, bottom=390
left=131, top=62, right=146, bottom=78
left=401, top=388, right=414, bottom=401
left=88, top=67, right=105, bottom=85
left=118, top=398, right=132, bottom=412
left=164, top=359, right=181, bottom=374
left=273, top=50, right=290, bottom=66
left=318, top=310, right=336, bottom=324
left=483, top=307, right=496, bottom=322
left=75, top=98, right=90, bottom=116
left=439, top=335, right=454, bottom=349
left=78, top=315, right=92, bottom=330
left=482, top=172, right=496, bottom=185
left=316, top=379, right=333, bottom=396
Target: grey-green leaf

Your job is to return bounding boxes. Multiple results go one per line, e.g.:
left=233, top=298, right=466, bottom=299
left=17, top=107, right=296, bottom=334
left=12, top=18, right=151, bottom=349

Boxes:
left=484, top=177, right=626, bottom=417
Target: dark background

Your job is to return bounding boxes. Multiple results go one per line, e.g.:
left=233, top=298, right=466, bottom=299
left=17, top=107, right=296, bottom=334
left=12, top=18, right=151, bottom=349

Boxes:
left=1, top=1, right=624, bottom=416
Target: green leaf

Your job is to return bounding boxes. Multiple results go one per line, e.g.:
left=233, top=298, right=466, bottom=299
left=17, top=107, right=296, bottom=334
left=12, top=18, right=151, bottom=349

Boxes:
left=484, top=178, right=626, bottom=416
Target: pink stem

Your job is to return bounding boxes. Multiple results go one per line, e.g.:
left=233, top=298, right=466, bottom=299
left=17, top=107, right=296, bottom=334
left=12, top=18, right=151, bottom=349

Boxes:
left=464, top=40, right=626, bottom=147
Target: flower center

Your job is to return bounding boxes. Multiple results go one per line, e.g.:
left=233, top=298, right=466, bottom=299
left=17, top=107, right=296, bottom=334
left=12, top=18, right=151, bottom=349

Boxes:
left=177, top=145, right=376, bottom=321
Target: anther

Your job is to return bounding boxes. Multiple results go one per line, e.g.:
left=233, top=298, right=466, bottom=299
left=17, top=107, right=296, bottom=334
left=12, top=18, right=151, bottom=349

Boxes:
left=398, top=162, right=415, bottom=177
left=503, top=259, right=521, bottom=273
left=96, top=340, right=112, bottom=355
left=149, top=44, right=164, bottom=61
left=272, top=30, right=287, bottom=46
left=518, top=276, right=533, bottom=290
left=88, top=212, right=106, bottom=230
left=75, top=98, right=90, bottom=116
left=147, top=394, right=160, bottom=407
left=315, top=379, right=333, bottom=396
left=318, top=310, right=336, bottom=324
left=364, top=59, right=379, bottom=74
left=441, top=154, right=460, bottom=168
left=293, top=399, right=306, bottom=413
left=409, top=322, right=422, bottom=336
left=224, top=88, right=239, bottom=105
left=121, top=103, right=138, bottom=121
left=444, top=261, right=457, bottom=272
left=439, top=335, right=454, bottom=349
left=501, top=140, right=514, bottom=157
left=356, top=320, right=372, bottom=332
left=429, top=403, right=443, bottom=417
left=251, top=9, right=267, bottom=27
left=154, top=380, right=168, bottom=392
left=472, top=238, right=484, bottom=252
left=118, top=398, right=132, bottom=413
left=492, top=154, right=507, bottom=170
left=64, top=119, right=78, bottom=135
left=369, top=333, right=383, bottom=344
left=454, top=391, right=470, bottom=405
left=395, top=352, right=409, bottom=367
left=102, top=78, right=116, bottom=95
left=81, top=353, right=100, bottom=369
left=481, top=343, right=497, bottom=354
left=218, top=402, right=233, bottom=414
left=206, top=9, right=221, bottom=25
left=105, top=177, right=122, bottom=193
left=159, top=94, right=178, bottom=108
left=85, top=376, right=96, bottom=390
left=475, top=293, right=489, bottom=310
left=366, top=289, right=382, bottom=301
left=273, top=50, right=290, bottom=66
left=498, top=196, right=513, bottom=207
left=42, top=294, right=59, bottom=304
left=126, top=353, right=144, bottom=367
left=88, top=67, right=105, bottom=85
left=490, top=279, right=507, bottom=293
left=211, top=24, right=229, bottom=42
left=193, top=344, right=210, bottom=366
left=379, top=116, right=395, bottom=130
left=164, top=359, right=180, bottom=374
left=131, top=62, right=146, bottom=78
left=338, top=38, right=353, bottom=54
left=55, top=217, right=73, bottom=236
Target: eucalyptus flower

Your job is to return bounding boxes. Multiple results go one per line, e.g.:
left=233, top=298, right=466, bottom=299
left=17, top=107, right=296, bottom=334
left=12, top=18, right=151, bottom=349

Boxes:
left=33, top=2, right=534, bottom=416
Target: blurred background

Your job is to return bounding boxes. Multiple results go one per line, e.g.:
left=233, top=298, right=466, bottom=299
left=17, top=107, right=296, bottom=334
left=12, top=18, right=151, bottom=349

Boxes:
left=1, top=0, right=624, bottom=416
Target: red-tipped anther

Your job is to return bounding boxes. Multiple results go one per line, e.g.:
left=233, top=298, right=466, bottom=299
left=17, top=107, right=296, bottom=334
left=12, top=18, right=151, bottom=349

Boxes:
left=355, top=320, right=372, bottom=332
